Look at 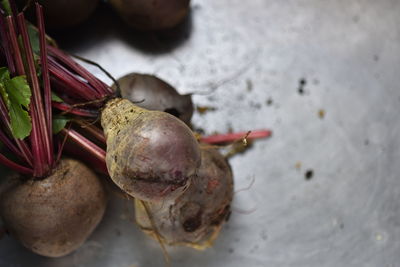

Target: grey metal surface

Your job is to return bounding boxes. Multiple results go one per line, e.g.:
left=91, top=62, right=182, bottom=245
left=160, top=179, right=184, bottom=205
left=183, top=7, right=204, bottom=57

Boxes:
left=1, top=0, right=400, bottom=266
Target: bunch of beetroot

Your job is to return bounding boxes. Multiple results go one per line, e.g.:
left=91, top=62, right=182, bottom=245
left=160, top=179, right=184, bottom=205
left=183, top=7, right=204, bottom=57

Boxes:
left=0, top=0, right=270, bottom=259
left=0, top=2, right=106, bottom=257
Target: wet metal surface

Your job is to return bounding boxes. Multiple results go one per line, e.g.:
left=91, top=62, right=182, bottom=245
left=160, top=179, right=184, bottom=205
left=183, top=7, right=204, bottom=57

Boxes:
left=1, top=0, right=400, bottom=266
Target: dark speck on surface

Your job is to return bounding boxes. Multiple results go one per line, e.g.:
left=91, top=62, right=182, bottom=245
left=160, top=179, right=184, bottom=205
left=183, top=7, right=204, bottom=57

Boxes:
left=249, top=101, right=261, bottom=109
left=115, top=229, right=121, bottom=236
left=207, top=95, right=216, bottom=102
left=260, top=230, right=268, bottom=240
left=373, top=55, right=379, bottom=62
left=228, top=248, right=234, bottom=254
left=298, top=78, right=306, bottom=95
left=364, top=139, right=370, bottom=146
left=340, top=223, right=344, bottom=229
left=266, top=98, right=273, bottom=106
left=305, top=169, right=314, bottom=180
left=250, top=245, right=259, bottom=253
left=236, top=93, right=245, bottom=100
left=246, top=79, right=253, bottom=92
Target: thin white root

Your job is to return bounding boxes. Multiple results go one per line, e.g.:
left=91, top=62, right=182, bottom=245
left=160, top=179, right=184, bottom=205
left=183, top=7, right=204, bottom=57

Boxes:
left=231, top=206, right=257, bottom=215
left=140, top=200, right=171, bottom=267
left=234, top=176, right=255, bottom=194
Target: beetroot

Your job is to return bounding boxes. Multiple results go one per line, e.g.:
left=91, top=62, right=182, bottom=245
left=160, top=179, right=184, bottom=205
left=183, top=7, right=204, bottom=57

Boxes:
left=18, top=0, right=99, bottom=29
left=135, top=147, right=233, bottom=248
left=101, top=98, right=201, bottom=201
left=109, top=0, right=190, bottom=30
left=0, top=4, right=107, bottom=257
left=0, top=158, right=107, bottom=257
left=114, top=73, right=193, bottom=125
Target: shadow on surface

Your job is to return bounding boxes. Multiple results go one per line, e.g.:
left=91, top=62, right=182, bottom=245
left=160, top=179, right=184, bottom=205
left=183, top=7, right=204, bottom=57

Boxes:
left=48, top=2, right=193, bottom=55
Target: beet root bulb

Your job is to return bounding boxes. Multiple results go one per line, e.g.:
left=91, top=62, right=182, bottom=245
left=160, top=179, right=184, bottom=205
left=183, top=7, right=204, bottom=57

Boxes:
left=135, top=147, right=233, bottom=248
left=109, top=0, right=190, bottom=31
left=0, top=158, right=107, bottom=257
left=114, top=73, right=193, bottom=125
left=101, top=98, right=201, bottom=202
left=18, top=0, right=99, bottom=29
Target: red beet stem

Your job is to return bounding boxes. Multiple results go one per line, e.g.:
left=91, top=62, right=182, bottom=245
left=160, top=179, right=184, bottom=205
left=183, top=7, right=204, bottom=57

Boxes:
left=0, top=153, right=33, bottom=175
left=75, top=120, right=106, bottom=144
left=0, top=14, right=16, bottom=75
left=200, top=129, right=272, bottom=144
left=17, top=14, right=45, bottom=176
left=17, top=12, right=53, bottom=176
left=61, top=128, right=106, bottom=165
left=47, top=45, right=112, bottom=98
left=36, top=3, right=53, bottom=166
left=52, top=102, right=99, bottom=117
left=5, top=16, right=24, bottom=76
left=0, top=14, right=34, bottom=167
left=0, top=130, right=23, bottom=159
left=48, top=57, right=100, bottom=101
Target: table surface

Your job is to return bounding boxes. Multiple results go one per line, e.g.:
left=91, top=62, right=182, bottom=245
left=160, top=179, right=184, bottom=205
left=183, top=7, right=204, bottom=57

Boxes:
left=1, top=0, right=400, bottom=266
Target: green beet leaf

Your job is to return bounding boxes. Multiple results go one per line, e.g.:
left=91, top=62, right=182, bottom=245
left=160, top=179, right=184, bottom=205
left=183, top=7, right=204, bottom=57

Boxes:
left=6, top=76, right=31, bottom=109
left=0, top=67, right=10, bottom=82
left=0, top=0, right=11, bottom=16
left=52, top=116, right=69, bottom=134
left=27, top=23, right=40, bottom=56
left=5, top=77, right=32, bottom=139
left=0, top=68, right=32, bottom=139
left=51, top=92, right=63, bottom=102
